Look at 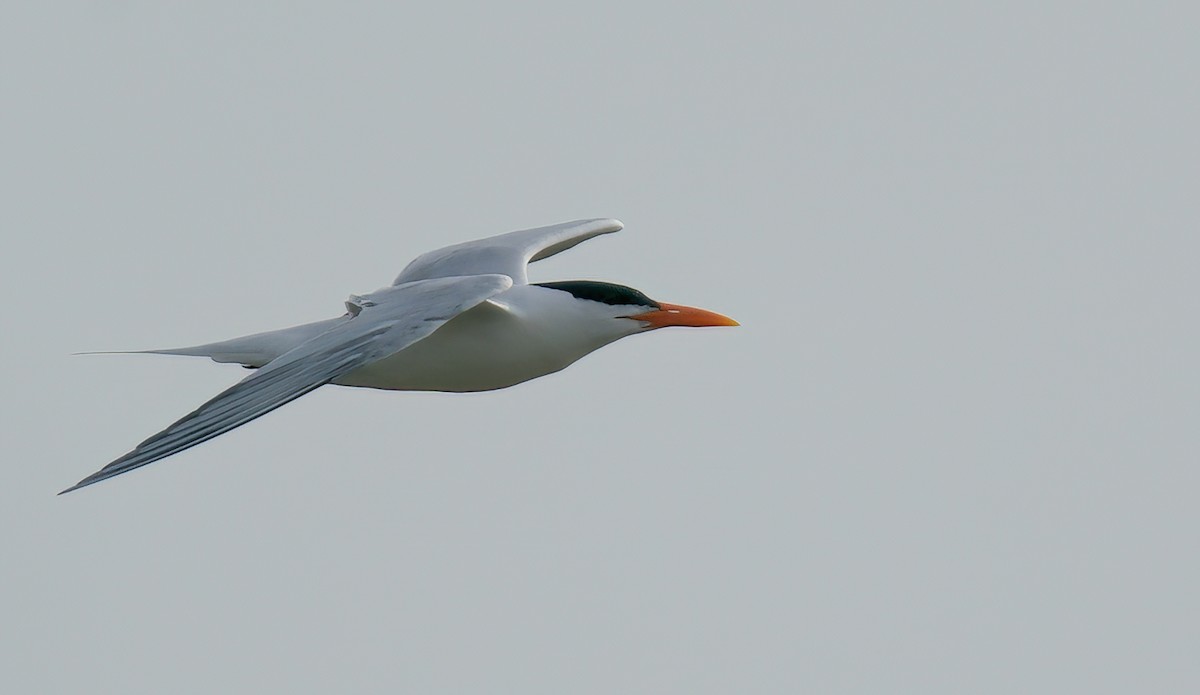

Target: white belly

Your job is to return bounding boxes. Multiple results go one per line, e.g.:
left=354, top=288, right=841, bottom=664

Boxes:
left=332, top=300, right=587, bottom=392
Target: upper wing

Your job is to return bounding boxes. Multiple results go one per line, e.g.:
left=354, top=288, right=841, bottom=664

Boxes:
left=61, top=274, right=513, bottom=494
left=393, top=218, right=623, bottom=286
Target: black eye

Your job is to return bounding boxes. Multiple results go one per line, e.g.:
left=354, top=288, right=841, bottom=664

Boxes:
left=534, top=281, right=661, bottom=309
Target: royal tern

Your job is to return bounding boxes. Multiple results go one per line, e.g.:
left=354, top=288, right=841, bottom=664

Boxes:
left=62, top=219, right=737, bottom=493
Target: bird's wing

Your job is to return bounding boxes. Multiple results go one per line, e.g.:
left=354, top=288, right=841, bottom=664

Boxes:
left=393, top=218, right=623, bottom=286
left=61, top=274, right=513, bottom=494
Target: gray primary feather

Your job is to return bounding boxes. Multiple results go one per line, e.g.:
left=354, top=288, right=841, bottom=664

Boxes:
left=61, top=274, right=513, bottom=493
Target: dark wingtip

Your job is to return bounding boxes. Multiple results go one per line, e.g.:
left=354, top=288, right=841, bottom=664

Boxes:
left=58, top=474, right=102, bottom=495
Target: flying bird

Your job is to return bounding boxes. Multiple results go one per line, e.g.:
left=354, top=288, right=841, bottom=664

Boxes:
left=62, top=219, right=737, bottom=493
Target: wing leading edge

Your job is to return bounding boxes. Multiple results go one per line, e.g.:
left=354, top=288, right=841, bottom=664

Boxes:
left=61, top=274, right=513, bottom=494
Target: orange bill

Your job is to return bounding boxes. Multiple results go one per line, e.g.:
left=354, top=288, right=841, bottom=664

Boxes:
left=630, top=302, right=739, bottom=328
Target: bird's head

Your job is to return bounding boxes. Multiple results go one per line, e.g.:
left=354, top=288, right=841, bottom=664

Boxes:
left=533, top=281, right=738, bottom=335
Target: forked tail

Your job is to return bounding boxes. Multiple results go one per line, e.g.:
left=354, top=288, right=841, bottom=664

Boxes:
left=75, top=316, right=349, bottom=369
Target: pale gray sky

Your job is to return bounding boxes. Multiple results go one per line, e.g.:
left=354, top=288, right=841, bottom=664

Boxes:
left=2, top=2, right=1198, bottom=693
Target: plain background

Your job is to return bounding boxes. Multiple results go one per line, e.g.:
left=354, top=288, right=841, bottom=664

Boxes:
left=2, top=2, right=1197, bottom=693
